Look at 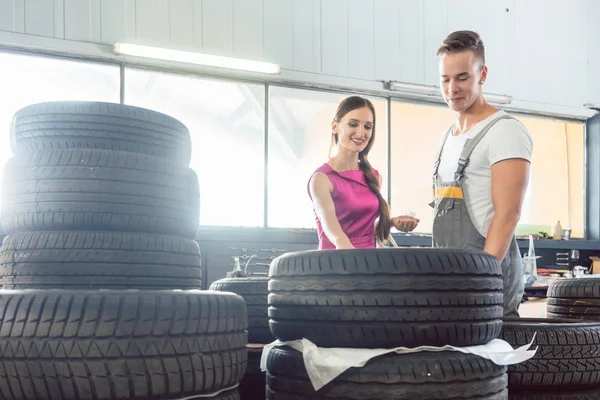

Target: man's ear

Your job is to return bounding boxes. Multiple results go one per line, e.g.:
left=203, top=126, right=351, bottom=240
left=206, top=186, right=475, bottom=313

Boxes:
left=479, top=65, right=488, bottom=85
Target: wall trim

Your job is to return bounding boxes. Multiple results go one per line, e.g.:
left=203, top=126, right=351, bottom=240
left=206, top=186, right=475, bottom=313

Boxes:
left=0, top=30, right=596, bottom=122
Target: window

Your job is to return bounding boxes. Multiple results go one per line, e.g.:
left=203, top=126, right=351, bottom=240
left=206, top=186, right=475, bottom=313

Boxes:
left=390, top=101, right=454, bottom=234
left=514, top=114, right=585, bottom=238
left=268, top=86, right=388, bottom=229
left=124, top=68, right=265, bottom=227
left=0, top=51, right=120, bottom=200
left=0, top=49, right=586, bottom=236
left=390, top=100, right=586, bottom=238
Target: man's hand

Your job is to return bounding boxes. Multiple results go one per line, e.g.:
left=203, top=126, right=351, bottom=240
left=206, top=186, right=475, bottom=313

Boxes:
left=485, top=158, right=530, bottom=261
left=391, top=216, right=420, bottom=232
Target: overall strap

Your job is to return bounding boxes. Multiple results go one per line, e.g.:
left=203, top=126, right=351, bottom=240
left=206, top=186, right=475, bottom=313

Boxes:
left=454, top=114, right=514, bottom=181
left=432, top=126, right=453, bottom=181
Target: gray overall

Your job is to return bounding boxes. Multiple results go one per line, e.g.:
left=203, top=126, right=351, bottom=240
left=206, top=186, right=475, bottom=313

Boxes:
left=431, top=114, right=524, bottom=318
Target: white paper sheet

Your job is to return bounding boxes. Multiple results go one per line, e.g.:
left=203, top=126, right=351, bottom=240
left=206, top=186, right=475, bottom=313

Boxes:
left=260, top=336, right=537, bottom=391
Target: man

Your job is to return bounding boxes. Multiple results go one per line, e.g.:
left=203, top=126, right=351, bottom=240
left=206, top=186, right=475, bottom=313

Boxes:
left=431, top=30, right=532, bottom=318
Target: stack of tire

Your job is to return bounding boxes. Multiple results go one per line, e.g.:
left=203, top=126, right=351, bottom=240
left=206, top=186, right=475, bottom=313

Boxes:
left=0, top=101, right=247, bottom=400
left=497, top=277, right=600, bottom=398
left=265, top=248, right=509, bottom=399
left=211, top=275, right=273, bottom=399
left=546, top=278, right=600, bottom=321
left=501, top=318, right=600, bottom=399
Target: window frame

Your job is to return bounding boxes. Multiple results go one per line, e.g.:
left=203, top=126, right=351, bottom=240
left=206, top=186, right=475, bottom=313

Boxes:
left=0, top=47, right=590, bottom=241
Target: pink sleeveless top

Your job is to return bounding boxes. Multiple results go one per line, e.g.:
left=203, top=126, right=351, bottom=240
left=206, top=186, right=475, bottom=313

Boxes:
left=308, top=163, right=380, bottom=249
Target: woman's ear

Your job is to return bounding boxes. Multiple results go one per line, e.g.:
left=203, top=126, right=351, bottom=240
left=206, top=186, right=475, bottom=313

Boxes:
left=331, top=120, right=338, bottom=135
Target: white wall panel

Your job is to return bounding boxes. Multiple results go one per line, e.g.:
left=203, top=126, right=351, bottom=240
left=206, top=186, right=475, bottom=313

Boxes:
left=233, top=0, right=263, bottom=60
left=24, top=0, right=55, bottom=37
left=135, top=0, right=170, bottom=46
left=0, top=0, right=596, bottom=111
left=292, top=0, right=320, bottom=72
left=321, top=0, right=348, bottom=77
left=53, top=0, right=64, bottom=38
left=374, top=0, right=400, bottom=81
left=312, top=0, right=322, bottom=73
left=202, top=0, right=234, bottom=56
left=423, top=0, right=447, bottom=86
left=290, top=0, right=307, bottom=70
left=169, top=0, right=195, bottom=49
left=0, top=0, right=24, bottom=32
left=398, top=0, right=424, bottom=84
left=0, top=0, right=14, bottom=31
left=588, top=0, right=600, bottom=104
left=100, top=0, right=129, bottom=43
left=514, top=0, right=587, bottom=107
left=14, top=0, right=25, bottom=33
left=446, top=0, right=514, bottom=96
left=192, top=0, right=203, bottom=50
left=348, top=0, right=374, bottom=80
left=65, top=0, right=102, bottom=42
left=264, top=0, right=293, bottom=69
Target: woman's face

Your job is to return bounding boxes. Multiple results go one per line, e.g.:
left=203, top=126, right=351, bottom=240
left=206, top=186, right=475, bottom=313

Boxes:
left=332, top=106, right=374, bottom=154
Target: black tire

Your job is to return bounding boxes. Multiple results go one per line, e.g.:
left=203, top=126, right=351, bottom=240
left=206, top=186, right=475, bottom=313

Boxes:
left=185, top=389, right=241, bottom=400
left=11, top=101, right=192, bottom=164
left=268, top=248, right=503, bottom=348
left=265, top=346, right=507, bottom=399
left=548, top=278, right=600, bottom=298
left=546, top=312, right=600, bottom=322
left=239, top=345, right=265, bottom=400
left=547, top=279, right=600, bottom=321
left=211, top=390, right=241, bottom=400
left=0, top=231, right=202, bottom=289
left=0, top=289, right=247, bottom=400
left=1, top=149, right=199, bottom=237
left=210, top=277, right=273, bottom=343
left=509, top=387, right=600, bottom=399
left=500, top=318, right=600, bottom=389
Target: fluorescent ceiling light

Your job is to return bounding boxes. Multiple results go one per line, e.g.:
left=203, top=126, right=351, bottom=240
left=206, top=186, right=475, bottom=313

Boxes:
left=113, top=43, right=281, bottom=75
left=484, top=93, right=513, bottom=105
left=385, top=81, right=512, bottom=105
left=584, top=103, right=600, bottom=111
left=387, top=81, right=439, bottom=96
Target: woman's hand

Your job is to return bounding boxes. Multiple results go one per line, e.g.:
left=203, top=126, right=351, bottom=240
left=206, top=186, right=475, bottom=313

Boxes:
left=391, top=216, right=420, bottom=232
left=334, top=237, right=355, bottom=250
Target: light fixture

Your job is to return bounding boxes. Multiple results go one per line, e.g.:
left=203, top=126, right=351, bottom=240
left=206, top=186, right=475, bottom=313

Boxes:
left=113, top=43, right=281, bottom=75
left=584, top=103, right=600, bottom=111
left=386, top=81, right=439, bottom=96
left=484, top=93, right=513, bottom=105
left=385, top=81, right=512, bottom=105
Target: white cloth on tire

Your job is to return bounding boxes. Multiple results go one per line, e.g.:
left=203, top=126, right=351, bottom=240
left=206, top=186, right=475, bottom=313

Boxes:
left=260, top=336, right=537, bottom=391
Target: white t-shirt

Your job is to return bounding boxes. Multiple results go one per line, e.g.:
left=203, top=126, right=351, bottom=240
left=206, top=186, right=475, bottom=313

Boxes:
left=437, top=110, right=533, bottom=237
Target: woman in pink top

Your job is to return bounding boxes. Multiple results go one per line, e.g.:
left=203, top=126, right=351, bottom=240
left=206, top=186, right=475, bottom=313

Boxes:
left=308, top=96, right=420, bottom=249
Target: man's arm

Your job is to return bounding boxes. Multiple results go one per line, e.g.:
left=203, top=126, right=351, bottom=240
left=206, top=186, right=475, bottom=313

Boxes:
left=484, top=158, right=530, bottom=261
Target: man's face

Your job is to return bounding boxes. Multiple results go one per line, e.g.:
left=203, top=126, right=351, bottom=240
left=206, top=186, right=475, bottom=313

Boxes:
left=439, top=50, right=487, bottom=113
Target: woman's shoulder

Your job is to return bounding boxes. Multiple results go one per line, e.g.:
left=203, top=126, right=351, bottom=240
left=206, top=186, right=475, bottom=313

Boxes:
left=314, top=162, right=334, bottom=175
left=309, top=163, right=337, bottom=183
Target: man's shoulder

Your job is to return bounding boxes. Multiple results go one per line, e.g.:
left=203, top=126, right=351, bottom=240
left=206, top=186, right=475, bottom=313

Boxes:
left=494, top=114, right=530, bottom=132
left=484, top=115, right=532, bottom=144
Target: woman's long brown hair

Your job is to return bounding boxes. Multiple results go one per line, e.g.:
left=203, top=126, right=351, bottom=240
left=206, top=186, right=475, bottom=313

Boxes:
left=331, top=96, right=391, bottom=243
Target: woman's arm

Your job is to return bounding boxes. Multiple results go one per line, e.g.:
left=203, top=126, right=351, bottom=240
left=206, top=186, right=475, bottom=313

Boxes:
left=309, top=172, right=354, bottom=249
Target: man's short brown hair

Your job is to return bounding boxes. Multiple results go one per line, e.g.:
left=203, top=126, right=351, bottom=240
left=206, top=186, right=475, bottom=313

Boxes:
left=437, top=30, right=485, bottom=67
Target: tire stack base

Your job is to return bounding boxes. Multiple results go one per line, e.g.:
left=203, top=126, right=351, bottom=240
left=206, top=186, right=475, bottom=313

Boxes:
left=0, top=101, right=248, bottom=399
left=265, top=248, right=508, bottom=399
left=210, top=276, right=272, bottom=399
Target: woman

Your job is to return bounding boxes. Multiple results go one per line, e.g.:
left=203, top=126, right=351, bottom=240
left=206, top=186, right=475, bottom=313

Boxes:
left=308, top=96, right=419, bottom=250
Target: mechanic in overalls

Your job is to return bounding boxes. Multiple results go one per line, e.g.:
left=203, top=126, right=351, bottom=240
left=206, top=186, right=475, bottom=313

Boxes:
left=431, top=30, right=533, bottom=318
